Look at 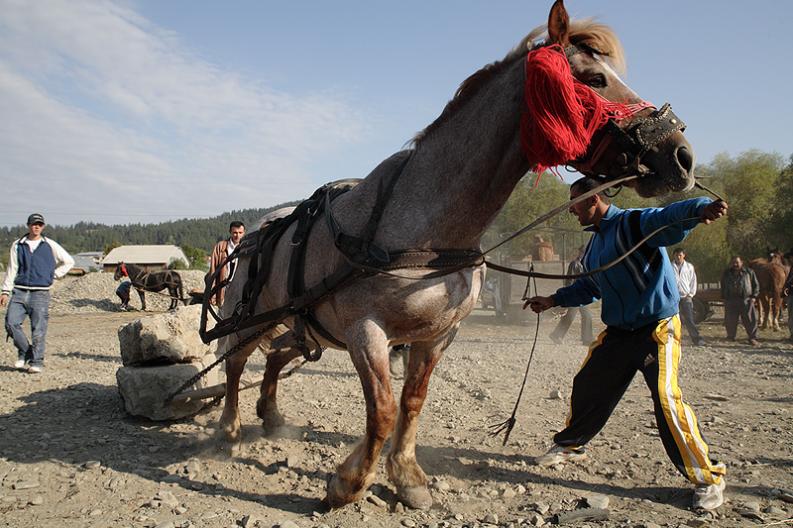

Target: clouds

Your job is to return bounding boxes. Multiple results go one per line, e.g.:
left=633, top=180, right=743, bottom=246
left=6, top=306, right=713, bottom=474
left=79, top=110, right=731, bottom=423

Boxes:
left=0, top=0, right=365, bottom=225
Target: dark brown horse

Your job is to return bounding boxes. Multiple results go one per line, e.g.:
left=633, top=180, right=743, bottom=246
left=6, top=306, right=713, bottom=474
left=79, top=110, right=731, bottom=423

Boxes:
left=114, top=262, right=186, bottom=311
left=749, top=249, right=790, bottom=330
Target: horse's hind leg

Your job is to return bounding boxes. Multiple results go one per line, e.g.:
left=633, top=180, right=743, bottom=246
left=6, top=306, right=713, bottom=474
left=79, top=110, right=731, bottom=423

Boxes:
left=327, top=319, right=396, bottom=508
left=256, top=342, right=303, bottom=432
left=136, top=288, right=146, bottom=311
left=386, top=326, right=458, bottom=510
left=218, top=333, right=266, bottom=442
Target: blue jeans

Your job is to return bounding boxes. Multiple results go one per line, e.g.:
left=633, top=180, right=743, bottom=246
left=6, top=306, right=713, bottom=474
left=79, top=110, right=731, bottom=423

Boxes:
left=4, top=288, right=50, bottom=367
left=678, top=297, right=702, bottom=344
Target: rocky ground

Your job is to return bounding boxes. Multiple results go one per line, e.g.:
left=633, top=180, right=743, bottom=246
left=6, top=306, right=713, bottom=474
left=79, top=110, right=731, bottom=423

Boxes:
left=0, top=272, right=792, bottom=528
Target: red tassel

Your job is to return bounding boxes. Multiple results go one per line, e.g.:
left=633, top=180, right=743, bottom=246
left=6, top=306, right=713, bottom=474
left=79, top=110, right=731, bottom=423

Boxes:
left=521, top=45, right=614, bottom=173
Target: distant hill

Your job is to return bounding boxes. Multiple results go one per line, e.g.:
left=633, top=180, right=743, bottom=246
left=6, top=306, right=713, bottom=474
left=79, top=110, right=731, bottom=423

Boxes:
left=0, top=202, right=300, bottom=261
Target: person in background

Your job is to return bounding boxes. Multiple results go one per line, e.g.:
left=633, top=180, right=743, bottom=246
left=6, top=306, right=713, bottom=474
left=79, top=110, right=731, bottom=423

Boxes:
left=1, top=213, right=74, bottom=374
left=208, top=221, right=245, bottom=306
left=116, top=280, right=132, bottom=311
left=525, top=177, right=728, bottom=511
left=720, top=256, right=760, bottom=347
left=784, top=258, right=793, bottom=343
left=671, top=248, right=704, bottom=346
left=549, top=246, right=593, bottom=345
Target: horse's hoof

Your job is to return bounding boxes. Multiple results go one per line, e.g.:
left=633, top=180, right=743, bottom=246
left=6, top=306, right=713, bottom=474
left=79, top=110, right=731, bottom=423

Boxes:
left=397, top=485, right=433, bottom=510
left=325, top=474, right=364, bottom=508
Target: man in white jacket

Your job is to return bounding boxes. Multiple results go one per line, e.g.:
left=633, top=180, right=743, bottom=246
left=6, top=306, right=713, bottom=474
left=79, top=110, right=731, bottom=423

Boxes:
left=672, top=248, right=704, bottom=346
left=1, top=213, right=73, bottom=373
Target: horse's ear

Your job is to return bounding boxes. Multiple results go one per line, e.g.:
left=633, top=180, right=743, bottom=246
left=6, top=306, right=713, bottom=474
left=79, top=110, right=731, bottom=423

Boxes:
left=547, top=0, right=570, bottom=47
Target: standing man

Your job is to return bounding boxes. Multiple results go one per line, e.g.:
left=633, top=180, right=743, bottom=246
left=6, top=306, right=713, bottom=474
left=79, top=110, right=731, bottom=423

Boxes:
left=208, top=221, right=245, bottom=306
left=549, top=246, right=593, bottom=345
left=672, top=248, right=704, bottom=346
left=784, top=257, right=793, bottom=343
left=525, top=177, right=728, bottom=511
left=1, top=214, right=74, bottom=373
left=720, top=256, right=760, bottom=346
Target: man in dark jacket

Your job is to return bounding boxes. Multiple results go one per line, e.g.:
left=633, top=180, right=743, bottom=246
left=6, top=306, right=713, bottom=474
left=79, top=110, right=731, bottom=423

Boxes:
left=720, top=256, right=760, bottom=346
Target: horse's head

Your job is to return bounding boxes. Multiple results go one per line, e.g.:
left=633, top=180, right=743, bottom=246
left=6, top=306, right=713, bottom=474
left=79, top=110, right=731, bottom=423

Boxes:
left=114, top=262, right=127, bottom=280
left=531, top=0, right=695, bottom=197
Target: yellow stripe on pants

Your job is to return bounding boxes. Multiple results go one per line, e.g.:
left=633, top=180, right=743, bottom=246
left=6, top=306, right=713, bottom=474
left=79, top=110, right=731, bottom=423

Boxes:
left=655, top=315, right=724, bottom=485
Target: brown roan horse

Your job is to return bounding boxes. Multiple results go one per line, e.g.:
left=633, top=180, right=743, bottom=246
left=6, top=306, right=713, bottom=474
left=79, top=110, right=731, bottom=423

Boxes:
left=749, top=249, right=790, bottom=331
left=216, top=0, right=697, bottom=510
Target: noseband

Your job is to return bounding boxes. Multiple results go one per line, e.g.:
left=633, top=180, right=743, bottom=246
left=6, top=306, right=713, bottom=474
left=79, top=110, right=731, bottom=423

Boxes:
left=562, top=45, right=687, bottom=179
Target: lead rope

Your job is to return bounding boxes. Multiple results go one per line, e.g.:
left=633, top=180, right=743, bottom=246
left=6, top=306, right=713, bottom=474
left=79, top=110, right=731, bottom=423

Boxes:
left=488, top=263, right=540, bottom=446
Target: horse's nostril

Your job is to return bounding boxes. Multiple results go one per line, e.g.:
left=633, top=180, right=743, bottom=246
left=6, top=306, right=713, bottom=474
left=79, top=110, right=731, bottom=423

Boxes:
left=675, top=146, right=694, bottom=173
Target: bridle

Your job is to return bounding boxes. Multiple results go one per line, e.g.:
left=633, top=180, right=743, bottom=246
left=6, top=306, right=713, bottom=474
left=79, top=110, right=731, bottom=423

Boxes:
left=560, top=44, right=687, bottom=181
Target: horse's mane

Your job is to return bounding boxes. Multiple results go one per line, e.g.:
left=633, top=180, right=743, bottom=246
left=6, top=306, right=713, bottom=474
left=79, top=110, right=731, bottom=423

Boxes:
left=411, top=19, right=625, bottom=146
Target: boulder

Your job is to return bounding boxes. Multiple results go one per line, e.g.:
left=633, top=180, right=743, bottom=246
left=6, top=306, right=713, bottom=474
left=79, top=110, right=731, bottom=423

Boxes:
left=116, top=354, right=221, bottom=420
left=118, top=305, right=211, bottom=366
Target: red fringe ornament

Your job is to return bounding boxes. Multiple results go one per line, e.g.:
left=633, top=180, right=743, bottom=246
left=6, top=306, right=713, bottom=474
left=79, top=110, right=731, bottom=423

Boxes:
left=521, top=44, right=622, bottom=174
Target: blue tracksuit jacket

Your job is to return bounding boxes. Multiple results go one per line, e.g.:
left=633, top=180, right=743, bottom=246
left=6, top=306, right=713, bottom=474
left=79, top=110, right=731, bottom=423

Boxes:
left=552, top=197, right=712, bottom=330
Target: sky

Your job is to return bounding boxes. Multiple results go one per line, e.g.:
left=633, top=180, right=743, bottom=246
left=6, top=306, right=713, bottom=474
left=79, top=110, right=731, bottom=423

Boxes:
left=1, top=0, right=791, bottom=227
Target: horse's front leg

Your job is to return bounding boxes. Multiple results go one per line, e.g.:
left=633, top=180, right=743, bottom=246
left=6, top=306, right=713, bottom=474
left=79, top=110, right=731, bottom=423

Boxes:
left=327, top=319, right=396, bottom=508
left=218, top=333, right=264, bottom=442
left=386, top=325, right=457, bottom=510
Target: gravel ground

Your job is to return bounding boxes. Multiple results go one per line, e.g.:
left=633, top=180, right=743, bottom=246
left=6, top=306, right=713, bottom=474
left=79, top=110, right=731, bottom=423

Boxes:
left=0, top=272, right=792, bottom=528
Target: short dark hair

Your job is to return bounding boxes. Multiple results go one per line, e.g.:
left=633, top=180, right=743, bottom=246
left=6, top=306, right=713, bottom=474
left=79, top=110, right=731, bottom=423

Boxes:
left=229, top=221, right=245, bottom=230
left=570, top=177, right=610, bottom=204
left=673, top=247, right=685, bottom=255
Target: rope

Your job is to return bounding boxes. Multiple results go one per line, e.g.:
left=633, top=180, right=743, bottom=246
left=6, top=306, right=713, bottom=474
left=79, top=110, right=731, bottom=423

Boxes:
left=488, top=264, right=541, bottom=446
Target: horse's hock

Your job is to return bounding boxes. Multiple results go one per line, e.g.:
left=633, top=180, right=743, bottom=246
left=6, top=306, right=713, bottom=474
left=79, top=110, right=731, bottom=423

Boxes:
left=116, top=305, right=222, bottom=420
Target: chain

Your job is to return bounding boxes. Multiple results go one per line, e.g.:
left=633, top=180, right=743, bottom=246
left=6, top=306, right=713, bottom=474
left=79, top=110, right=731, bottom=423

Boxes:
left=164, top=323, right=275, bottom=404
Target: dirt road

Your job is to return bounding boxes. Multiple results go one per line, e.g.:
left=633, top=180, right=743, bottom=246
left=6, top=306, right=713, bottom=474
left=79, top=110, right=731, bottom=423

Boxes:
left=1, top=297, right=792, bottom=527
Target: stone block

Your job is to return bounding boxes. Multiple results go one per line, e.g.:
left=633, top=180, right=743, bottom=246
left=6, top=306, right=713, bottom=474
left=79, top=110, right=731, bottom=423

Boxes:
left=116, top=354, right=221, bottom=420
left=119, top=305, right=211, bottom=366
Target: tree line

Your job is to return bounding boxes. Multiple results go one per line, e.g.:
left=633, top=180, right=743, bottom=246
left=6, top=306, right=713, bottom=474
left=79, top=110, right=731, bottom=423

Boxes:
left=0, top=202, right=299, bottom=270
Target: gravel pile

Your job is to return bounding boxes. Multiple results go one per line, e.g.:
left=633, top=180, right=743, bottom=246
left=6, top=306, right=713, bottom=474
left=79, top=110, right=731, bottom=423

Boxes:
left=50, top=270, right=208, bottom=314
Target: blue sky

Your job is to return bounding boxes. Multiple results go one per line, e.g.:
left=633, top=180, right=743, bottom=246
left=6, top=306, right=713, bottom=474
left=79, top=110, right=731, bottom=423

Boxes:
left=1, top=0, right=791, bottom=226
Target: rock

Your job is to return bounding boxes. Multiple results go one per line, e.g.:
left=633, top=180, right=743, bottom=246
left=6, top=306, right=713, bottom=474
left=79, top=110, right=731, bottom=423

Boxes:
left=704, top=393, right=729, bottom=401
left=366, top=493, right=387, bottom=508
left=401, top=519, right=416, bottom=527
left=763, top=505, right=786, bottom=515
left=483, top=513, right=499, bottom=524
left=502, top=488, right=517, bottom=499
left=431, top=480, right=451, bottom=492
left=118, top=305, right=213, bottom=366
left=584, top=493, right=609, bottom=509
left=240, top=514, right=259, bottom=527
left=154, top=522, right=175, bottom=528
left=278, top=521, right=300, bottom=528
left=686, top=519, right=708, bottom=527
left=12, top=481, right=39, bottom=490
left=528, top=512, right=545, bottom=526
left=779, top=492, right=793, bottom=504
left=157, top=490, right=180, bottom=508
left=116, top=354, right=220, bottom=420
left=549, top=389, right=563, bottom=400
left=28, top=496, right=44, bottom=506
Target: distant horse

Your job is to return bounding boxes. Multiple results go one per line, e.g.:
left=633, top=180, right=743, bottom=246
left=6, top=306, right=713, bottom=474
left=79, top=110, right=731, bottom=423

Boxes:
left=216, top=0, right=696, bottom=510
left=749, top=249, right=790, bottom=331
left=114, top=262, right=185, bottom=311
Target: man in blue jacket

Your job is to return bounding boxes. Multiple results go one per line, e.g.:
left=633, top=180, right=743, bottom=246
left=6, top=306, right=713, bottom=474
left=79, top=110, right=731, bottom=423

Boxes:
left=1, top=213, right=74, bottom=373
left=525, top=177, right=728, bottom=511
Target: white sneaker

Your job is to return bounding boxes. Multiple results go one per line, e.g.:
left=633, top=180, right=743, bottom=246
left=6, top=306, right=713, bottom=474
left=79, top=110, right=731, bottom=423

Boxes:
left=692, top=477, right=726, bottom=510
left=27, top=365, right=43, bottom=374
left=14, top=359, right=26, bottom=370
left=535, top=445, right=587, bottom=466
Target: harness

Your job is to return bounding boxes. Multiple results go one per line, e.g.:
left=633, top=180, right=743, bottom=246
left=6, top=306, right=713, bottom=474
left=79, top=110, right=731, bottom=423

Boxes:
left=199, top=151, right=483, bottom=362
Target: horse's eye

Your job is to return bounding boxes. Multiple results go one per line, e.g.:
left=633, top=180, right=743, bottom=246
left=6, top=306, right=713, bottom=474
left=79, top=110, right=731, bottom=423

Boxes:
left=587, top=74, right=607, bottom=88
